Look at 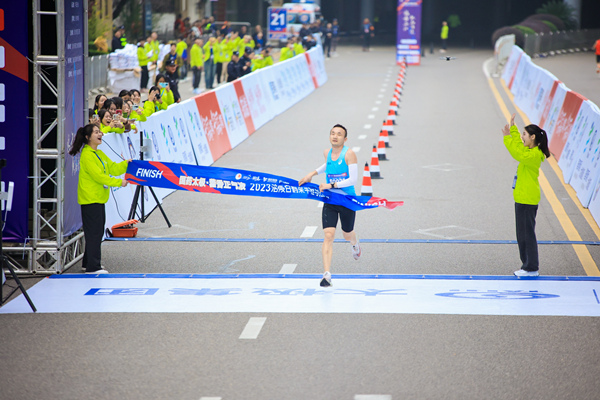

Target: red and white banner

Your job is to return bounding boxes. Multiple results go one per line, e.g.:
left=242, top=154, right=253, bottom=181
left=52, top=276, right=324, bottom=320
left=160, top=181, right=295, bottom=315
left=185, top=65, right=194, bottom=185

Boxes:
left=97, top=46, right=328, bottom=235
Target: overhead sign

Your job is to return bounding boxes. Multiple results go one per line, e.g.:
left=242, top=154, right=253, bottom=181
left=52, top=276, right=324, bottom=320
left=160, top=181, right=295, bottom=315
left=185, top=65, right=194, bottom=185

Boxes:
left=396, top=0, right=422, bottom=66
left=268, top=7, right=287, bottom=41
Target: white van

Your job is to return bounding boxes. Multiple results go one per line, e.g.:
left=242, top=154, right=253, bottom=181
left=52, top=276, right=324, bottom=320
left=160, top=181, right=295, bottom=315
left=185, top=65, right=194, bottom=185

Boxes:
left=282, top=1, right=321, bottom=37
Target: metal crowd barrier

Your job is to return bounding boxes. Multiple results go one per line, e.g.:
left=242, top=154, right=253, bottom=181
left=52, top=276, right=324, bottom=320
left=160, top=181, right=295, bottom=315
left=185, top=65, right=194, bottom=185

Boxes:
left=524, top=29, right=600, bottom=58
left=86, top=54, right=110, bottom=93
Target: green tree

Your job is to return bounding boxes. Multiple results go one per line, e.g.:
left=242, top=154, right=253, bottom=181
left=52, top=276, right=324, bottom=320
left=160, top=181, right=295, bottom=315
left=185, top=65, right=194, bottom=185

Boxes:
left=536, top=1, right=577, bottom=30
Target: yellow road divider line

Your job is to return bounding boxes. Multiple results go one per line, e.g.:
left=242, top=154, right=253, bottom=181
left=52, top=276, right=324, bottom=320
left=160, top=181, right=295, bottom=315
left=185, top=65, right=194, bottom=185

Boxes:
left=486, top=77, right=600, bottom=276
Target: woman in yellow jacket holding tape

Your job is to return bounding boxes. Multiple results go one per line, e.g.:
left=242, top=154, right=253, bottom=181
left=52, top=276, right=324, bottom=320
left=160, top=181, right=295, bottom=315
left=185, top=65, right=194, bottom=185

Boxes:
left=69, top=124, right=130, bottom=274
left=502, top=114, right=550, bottom=277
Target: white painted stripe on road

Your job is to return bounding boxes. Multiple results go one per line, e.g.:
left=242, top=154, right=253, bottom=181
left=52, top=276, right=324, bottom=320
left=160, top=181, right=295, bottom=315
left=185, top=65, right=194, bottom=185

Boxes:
left=367, top=114, right=375, bottom=119
left=239, top=317, right=267, bottom=339
left=371, top=107, right=379, bottom=111
left=355, top=396, right=392, bottom=400
left=379, top=88, right=386, bottom=92
left=375, top=100, right=382, bottom=104
left=352, top=146, right=361, bottom=153
left=363, top=125, right=371, bottom=130
left=301, top=226, right=317, bottom=238
left=358, top=134, right=367, bottom=140
left=378, top=94, right=384, bottom=98
left=279, top=264, right=297, bottom=274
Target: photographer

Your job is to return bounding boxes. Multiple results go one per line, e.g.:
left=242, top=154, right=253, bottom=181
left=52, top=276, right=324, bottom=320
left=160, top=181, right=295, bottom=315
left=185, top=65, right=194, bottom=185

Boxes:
left=143, top=86, right=167, bottom=117
left=98, top=109, right=125, bottom=134
left=68, top=124, right=130, bottom=274
left=154, top=74, right=176, bottom=107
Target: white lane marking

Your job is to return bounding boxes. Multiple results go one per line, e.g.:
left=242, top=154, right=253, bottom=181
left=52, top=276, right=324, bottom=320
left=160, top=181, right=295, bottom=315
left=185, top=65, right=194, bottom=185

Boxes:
left=367, top=114, right=375, bottom=119
left=301, top=226, right=318, bottom=237
left=279, top=264, right=297, bottom=274
left=239, top=317, right=267, bottom=339
left=355, top=396, right=392, bottom=400
left=379, top=88, right=386, bottom=92
left=352, top=146, right=361, bottom=153
left=378, top=94, right=384, bottom=98
left=363, top=124, right=371, bottom=130
left=371, top=107, right=379, bottom=111
left=375, top=100, right=382, bottom=104
left=358, top=134, right=367, bottom=140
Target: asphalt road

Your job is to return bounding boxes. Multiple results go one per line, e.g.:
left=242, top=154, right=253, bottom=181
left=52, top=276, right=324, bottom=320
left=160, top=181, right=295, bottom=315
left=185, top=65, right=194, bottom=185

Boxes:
left=1, top=45, right=600, bottom=400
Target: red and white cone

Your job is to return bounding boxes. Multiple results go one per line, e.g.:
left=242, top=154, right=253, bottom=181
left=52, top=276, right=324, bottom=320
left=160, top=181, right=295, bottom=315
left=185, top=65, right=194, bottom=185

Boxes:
left=370, top=145, right=382, bottom=179
left=380, top=129, right=391, bottom=148
left=383, top=120, right=395, bottom=136
left=361, top=163, right=373, bottom=196
left=386, top=110, right=397, bottom=125
left=377, top=139, right=388, bottom=161
left=389, top=100, right=399, bottom=115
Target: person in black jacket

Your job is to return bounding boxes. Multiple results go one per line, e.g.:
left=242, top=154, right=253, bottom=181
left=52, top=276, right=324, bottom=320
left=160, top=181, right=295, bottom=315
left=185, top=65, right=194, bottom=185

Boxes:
left=163, top=60, right=181, bottom=103
left=239, top=47, right=253, bottom=76
left=111, top=26, right=126, bottom=51
left=227, top=51, right=242, bottom=82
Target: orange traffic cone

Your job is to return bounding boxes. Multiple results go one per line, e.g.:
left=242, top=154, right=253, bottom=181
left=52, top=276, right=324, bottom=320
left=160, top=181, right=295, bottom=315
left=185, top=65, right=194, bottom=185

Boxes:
left=380, top=129, right=391, bottom=148
left=377, top=139, right=388, bottom=161
left=361, top=163, right=373, bottom=196
left=370, top=145, right=382, bottom=179
left=389, top=100, right=399, bottom=115
left=387, top=110, right=397, bottom=125
left=383, top=120, right=395, bottom=136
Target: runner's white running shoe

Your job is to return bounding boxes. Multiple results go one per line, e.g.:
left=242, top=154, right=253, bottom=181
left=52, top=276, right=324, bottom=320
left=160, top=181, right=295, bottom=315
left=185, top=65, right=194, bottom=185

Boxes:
left=352, top=242, right=361, bottom=260
left=514, top=269, right=539, bottom=277
left=320, top=271, right=332, bottom=287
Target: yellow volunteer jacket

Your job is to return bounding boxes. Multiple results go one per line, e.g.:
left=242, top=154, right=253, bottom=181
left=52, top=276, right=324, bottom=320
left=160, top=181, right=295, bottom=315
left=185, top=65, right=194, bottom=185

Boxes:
left=78, top=145, right=128, bottom=205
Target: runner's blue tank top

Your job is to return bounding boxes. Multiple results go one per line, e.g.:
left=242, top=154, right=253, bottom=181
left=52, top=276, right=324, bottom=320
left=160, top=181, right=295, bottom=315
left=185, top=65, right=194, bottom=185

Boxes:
left=326, top=146, right=356, bottom=196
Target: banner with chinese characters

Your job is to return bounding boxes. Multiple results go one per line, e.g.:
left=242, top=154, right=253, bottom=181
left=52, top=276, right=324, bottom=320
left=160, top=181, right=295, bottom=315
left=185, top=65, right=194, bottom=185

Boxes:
left=396, top=0, right=422, bottom=65
left=125, top=160, right=404, bottom=211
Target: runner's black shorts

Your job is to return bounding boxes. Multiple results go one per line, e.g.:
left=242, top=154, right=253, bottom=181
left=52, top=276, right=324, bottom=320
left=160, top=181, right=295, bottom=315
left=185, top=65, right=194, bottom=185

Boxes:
left=597, top=54, right=600, bottom=63
left=322, top=203, right=356, bottom=232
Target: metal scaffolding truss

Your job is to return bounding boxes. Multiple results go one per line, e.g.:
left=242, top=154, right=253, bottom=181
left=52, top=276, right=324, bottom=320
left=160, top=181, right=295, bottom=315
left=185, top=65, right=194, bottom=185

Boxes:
left=5, top=0, right=86, bottom=275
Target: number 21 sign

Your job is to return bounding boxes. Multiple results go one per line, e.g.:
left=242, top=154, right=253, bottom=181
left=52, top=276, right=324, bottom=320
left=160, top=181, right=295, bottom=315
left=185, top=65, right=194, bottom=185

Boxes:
left=268, top=8, right=287, bottom=41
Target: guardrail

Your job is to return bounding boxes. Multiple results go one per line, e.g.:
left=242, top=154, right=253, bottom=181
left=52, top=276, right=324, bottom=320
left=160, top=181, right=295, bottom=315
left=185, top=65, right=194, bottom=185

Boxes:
left=86, top=54, right=110, bottom=94
left=523, top=29, right=600, bottom=58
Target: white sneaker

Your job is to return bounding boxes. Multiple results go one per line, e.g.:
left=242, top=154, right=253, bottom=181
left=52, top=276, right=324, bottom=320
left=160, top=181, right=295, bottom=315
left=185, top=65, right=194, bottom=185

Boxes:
left=320, top=271, right=332, bottom=287
left=85, top=268, right=109, bottom=275
left=352, top=242, right=361, bottom=260
left=514, top=269, right=539, bottom=277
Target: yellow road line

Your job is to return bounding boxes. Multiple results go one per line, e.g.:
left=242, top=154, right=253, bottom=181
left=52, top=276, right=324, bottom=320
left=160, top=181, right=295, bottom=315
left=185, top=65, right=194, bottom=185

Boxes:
left=488, top=77, right=600, bottom=276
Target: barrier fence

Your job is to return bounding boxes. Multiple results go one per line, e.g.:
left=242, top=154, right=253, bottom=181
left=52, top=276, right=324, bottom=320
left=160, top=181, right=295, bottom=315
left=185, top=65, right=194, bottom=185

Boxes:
left=86, top=54, right=110, bottom=92
left=502, top=45, right=600, bottom=226
left=523, top=29, right=600, bottom=58
left=93, top=46, right=327, bottom=235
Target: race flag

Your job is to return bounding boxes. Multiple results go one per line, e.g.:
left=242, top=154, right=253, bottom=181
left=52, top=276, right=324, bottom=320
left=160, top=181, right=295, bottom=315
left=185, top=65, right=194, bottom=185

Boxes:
left=125, top=160, right=403, bottom=211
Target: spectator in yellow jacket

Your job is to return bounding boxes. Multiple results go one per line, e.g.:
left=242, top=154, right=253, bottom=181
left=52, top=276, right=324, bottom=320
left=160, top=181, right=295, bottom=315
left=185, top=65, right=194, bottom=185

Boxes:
left=137, top=38, right=150, bottom=92
left=279, top=39, right=296, bottom=62
left=154, top=74, right=175, bottom=106
left=203, top=36, right=217, bottom=89
left=176, top=36, right=189, bottom=79
left=68, top=124, right=130, bottom=274
left=143, top=86, right=168, bottom=117
left=190, top=38, right=204, bottom=94
left=98, top=109, right=124, bottom=134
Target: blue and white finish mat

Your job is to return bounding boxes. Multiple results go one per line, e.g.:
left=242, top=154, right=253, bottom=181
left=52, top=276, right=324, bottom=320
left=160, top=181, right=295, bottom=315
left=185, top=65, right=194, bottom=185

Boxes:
left=2, top=274, right=600, bottom=316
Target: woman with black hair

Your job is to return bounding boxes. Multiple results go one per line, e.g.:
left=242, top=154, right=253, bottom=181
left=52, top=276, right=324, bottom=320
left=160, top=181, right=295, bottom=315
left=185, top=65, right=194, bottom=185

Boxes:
left=98, top=109, right=124, bottom=134
left=154, top=74, right=175, bottom=106
left=68, top=124, right=130, bottom=274
left=502, top=114, right=551, bottom=277
left=93, top=94, right=107, bottom=113
left=143, top=85, right=167, bottom=117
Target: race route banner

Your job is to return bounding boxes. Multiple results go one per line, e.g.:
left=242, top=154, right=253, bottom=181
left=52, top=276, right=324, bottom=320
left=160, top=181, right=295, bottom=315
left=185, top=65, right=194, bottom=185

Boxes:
left=125, top=160, right=403, bottom=211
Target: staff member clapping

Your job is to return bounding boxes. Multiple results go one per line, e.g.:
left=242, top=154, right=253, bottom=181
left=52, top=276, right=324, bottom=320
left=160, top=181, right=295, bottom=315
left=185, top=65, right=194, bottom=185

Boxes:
left=69, top=124, right=130, bottom=274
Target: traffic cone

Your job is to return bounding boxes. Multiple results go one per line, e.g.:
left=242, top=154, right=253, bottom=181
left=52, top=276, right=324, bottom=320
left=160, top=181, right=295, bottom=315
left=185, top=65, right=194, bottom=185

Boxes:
left=383, top=120, right=395, bottom=136
left=389, top=100, right=399, bottom=115
left=370, top=145, right=382, bottom=179
left=387, top=110, right=397, bottom=125
left=361, top=163, right=373, bottom=196
left=380, top=129, right=390, bottom=148
left=377, top=139, right=388, bottom=161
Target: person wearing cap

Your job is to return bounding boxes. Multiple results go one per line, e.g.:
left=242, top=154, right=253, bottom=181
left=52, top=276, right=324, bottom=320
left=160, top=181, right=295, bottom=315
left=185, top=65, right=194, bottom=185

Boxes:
left=227, top=51, right=242, bottom=82
left=163, top=60, right=181, bottom=103
left=239, top=46, right=254, bottom=76
left=112, top=26, right=126, bottom=51
left=161, top=43, right=183, bottom=74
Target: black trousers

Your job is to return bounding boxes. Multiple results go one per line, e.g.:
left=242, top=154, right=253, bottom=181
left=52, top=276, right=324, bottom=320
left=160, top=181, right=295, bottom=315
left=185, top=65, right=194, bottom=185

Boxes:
left=140, top=65, right=149, bottom=90
left=215, top=62, right=223, bottom=84
left=192, top=66, right=202, bottom=89
left=81, top=203, right=105, bottom=272
left=515, top=203, right=539, bottom=271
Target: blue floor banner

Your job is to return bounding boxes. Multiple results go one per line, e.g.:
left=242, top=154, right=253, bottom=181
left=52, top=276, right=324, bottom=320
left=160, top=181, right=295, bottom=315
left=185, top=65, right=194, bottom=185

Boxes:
left=126, top=160, right=403, bottom=211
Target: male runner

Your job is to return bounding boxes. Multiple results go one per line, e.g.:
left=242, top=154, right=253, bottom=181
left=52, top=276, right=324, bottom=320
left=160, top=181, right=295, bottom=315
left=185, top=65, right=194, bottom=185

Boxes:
left=299, top=124, right=361, bottom=287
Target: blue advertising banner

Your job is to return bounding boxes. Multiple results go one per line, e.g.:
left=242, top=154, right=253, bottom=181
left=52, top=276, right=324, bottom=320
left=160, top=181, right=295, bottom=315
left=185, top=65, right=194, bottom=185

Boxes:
left=126, top=160, right=404, bottom=211
left=0, top=3, right=30, bottom=241
left=396, top=0, right=422, bottom=65
left=268, top=7, right=287, bottom=41
left=63, top=0, right=86, bottom=236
